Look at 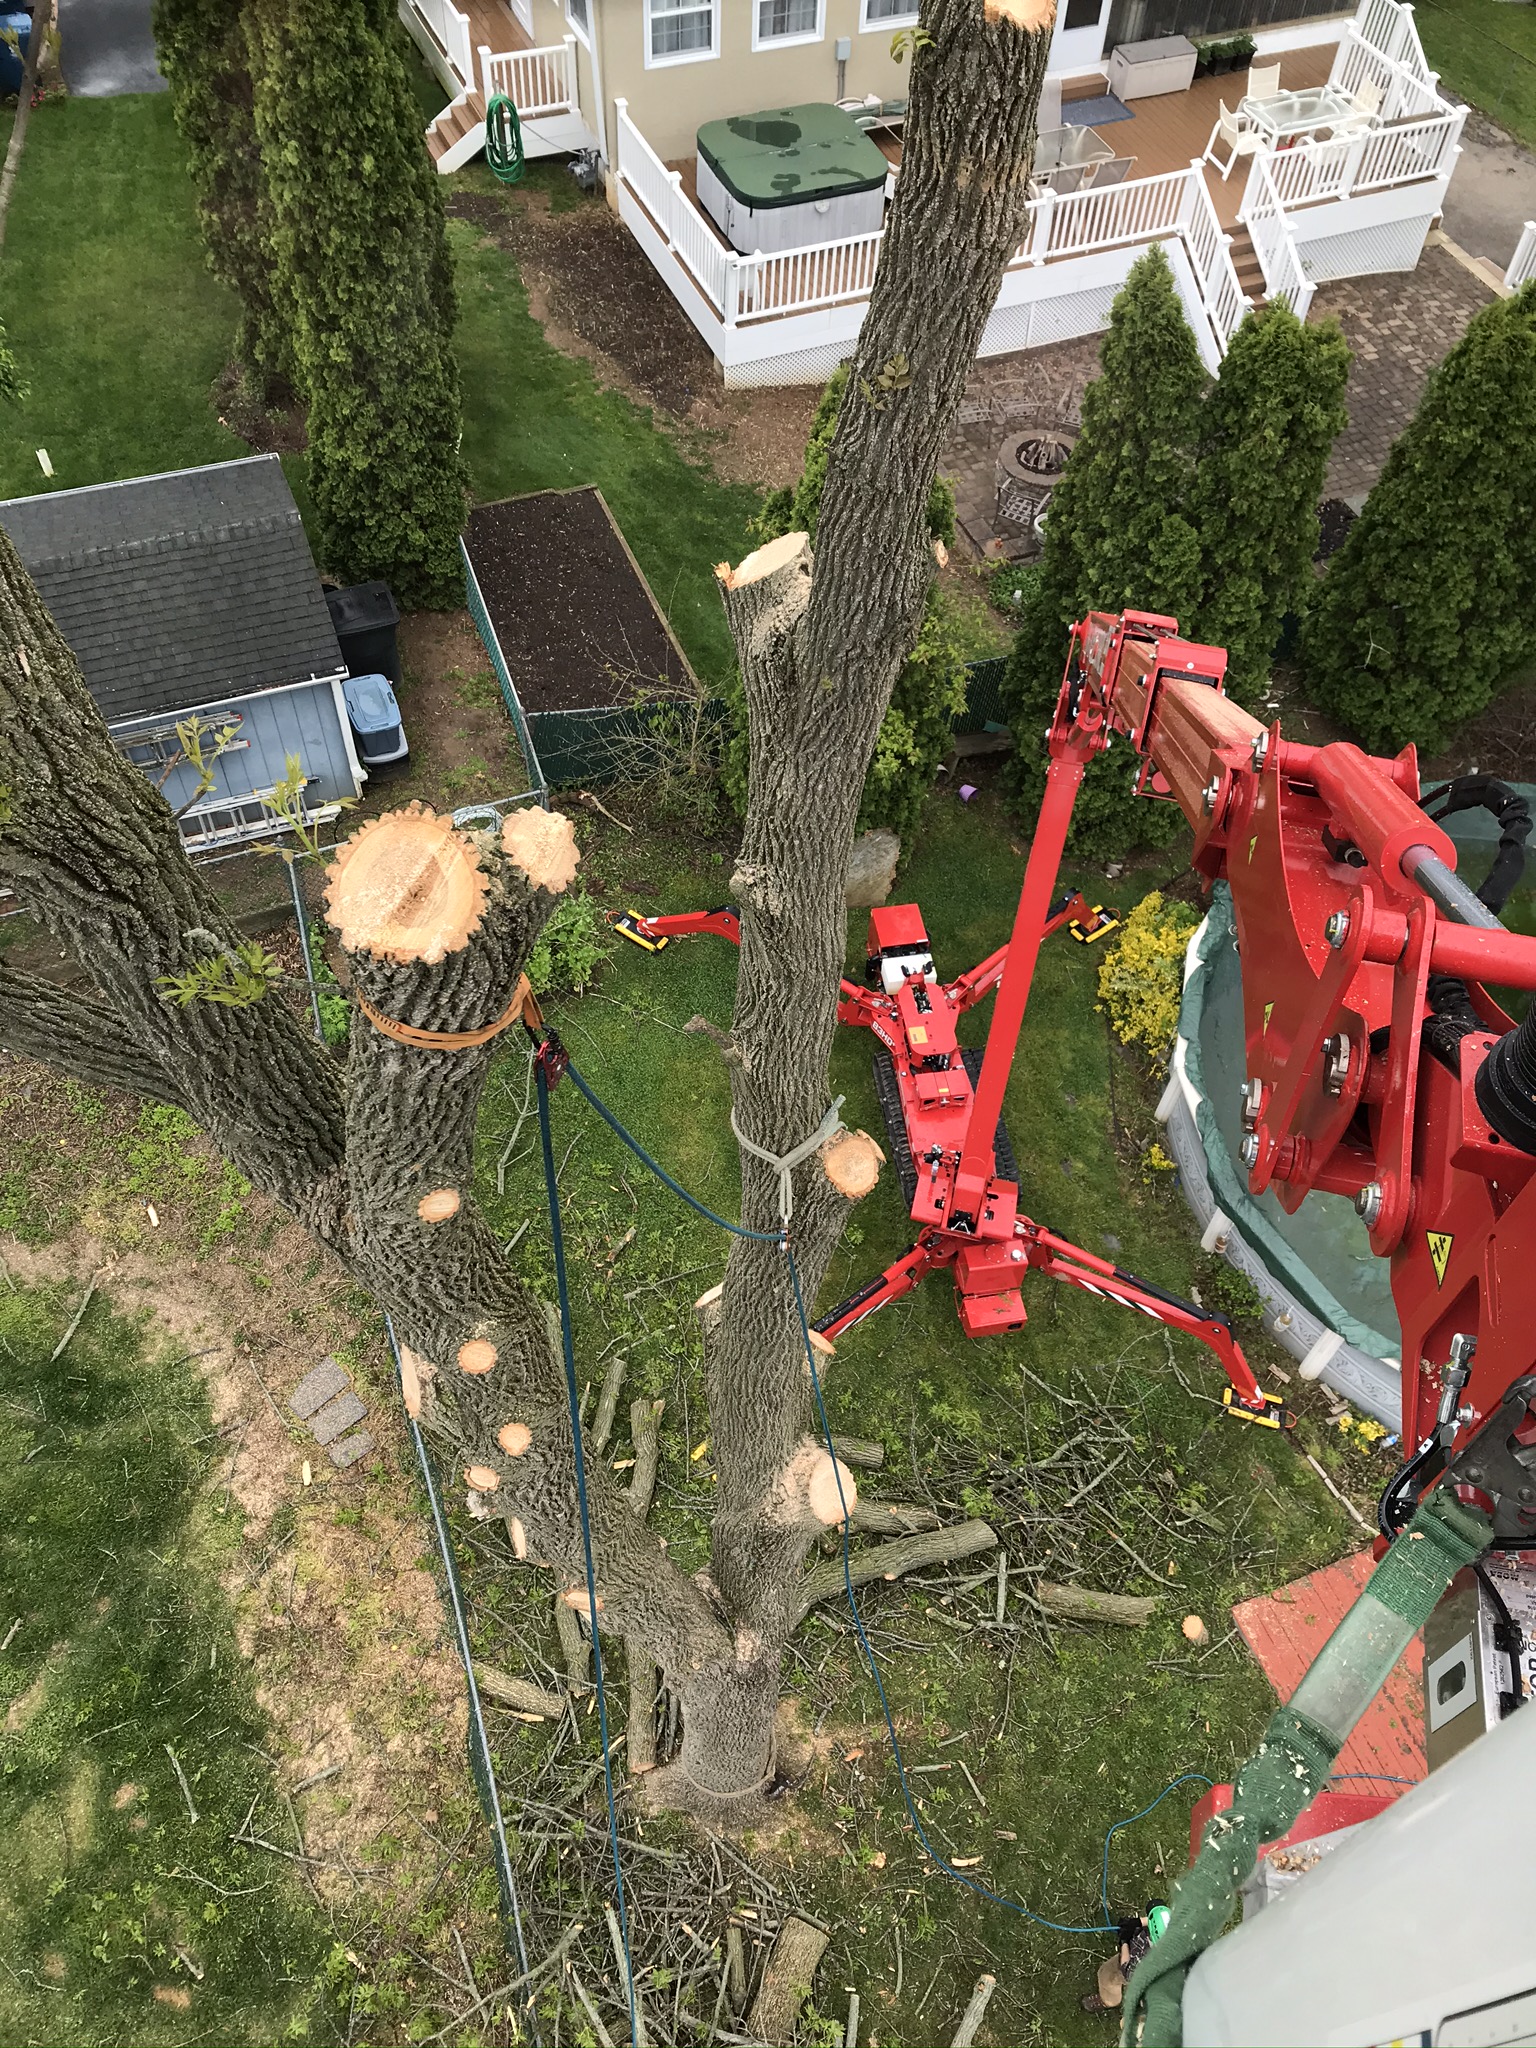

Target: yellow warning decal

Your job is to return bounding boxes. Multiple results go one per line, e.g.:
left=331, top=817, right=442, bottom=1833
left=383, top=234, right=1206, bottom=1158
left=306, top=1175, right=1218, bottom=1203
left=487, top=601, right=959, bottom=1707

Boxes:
left=1263, top=1001, right=1274, bottom=1032
left=1248, top=835, right=1258, bottom=864
left=1427, top=1231, right=1453, bottom=1287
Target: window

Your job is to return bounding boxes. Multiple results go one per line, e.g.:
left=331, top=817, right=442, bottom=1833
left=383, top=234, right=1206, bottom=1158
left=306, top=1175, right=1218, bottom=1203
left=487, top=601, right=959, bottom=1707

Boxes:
left=1063, top=0, right=1102, bottom=25
left=860, top=0, right=918, bottom=25
left=646, top=0, right=716, bottom=64
left=566, top=0, right=590, bottom=41
left=755, top=0, right=822, bottom=46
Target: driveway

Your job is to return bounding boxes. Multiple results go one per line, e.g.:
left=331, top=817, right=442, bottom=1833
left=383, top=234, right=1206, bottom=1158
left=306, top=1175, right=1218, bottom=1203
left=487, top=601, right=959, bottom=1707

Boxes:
left=1438, top=109, right=1536, bottom=271
left=56, top=0, right=165, bottom=96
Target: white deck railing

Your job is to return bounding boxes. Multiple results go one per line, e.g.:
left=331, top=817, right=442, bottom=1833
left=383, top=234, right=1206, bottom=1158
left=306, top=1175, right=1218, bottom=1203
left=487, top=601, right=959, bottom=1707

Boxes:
left=1178, top=163, right=1250, bottom=348
left=405, top=0, right=474, bottom=87
left=482, top=38, right=577, bottom=117
left=1255, top=103, right=1460, bottom=212
left=1243, top=156, right=1315, bottom=320
left=1331, top=0, right=1446, bottom=121
left=1508, top=222, right=1536, bottom=293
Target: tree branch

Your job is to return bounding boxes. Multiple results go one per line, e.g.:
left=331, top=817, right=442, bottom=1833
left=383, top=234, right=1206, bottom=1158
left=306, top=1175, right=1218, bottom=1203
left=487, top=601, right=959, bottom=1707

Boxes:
left=0, top=964, right=189, bottom=1109
left=795, top=1518, right=999, bottom=1622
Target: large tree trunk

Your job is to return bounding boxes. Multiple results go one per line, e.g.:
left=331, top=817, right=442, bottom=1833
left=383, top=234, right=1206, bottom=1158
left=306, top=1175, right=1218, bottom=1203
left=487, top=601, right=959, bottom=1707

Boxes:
left=0, top=0, right=1047, bottom=1824
left=653, top=0, right=1053, bottom=1810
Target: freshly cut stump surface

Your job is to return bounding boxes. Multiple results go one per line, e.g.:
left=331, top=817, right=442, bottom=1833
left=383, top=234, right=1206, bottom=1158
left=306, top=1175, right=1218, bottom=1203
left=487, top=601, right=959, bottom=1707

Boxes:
left=463, top=488, right=694, bottom=715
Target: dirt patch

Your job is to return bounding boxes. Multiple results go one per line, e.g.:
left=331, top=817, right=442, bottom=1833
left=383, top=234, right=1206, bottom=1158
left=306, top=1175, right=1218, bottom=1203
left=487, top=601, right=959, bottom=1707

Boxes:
left=211, top=362, right=309, bottom=457
left=447, top=184, right=815, bottom=489
left=152, top=1986, right=192, bottom=2010
left=465, top=487, right=693, bottom=712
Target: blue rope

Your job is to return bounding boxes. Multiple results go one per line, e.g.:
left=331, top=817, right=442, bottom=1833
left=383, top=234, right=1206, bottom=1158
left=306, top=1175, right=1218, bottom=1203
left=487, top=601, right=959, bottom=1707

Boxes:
left=1098, top=1773, right=1212, bottom=1924
left=536, top=1063, right=641, bottom=2048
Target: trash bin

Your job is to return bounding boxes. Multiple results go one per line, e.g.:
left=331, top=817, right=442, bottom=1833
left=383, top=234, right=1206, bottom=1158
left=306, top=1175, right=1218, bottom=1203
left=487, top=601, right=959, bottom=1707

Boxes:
left=0, top=12, right=31, bottom=96
left=326, top=580, right=401, bottom=687
left=342, top=673, right=408, bottom=768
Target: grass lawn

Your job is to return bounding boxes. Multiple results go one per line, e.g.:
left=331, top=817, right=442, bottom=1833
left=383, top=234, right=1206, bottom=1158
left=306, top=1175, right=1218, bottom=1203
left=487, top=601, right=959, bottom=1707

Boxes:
left=0, top=1280, right=329, bottom=2043
left=1414, top=0, right=1536, bottom=150
left=0, top=88, right=759, bottom=686
left=457, top=781, right=1384, bottom=2046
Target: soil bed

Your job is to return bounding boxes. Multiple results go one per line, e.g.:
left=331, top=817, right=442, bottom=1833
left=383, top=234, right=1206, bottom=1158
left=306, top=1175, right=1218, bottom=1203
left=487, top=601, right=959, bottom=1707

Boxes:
left=465, top=485, right=695, bottom=714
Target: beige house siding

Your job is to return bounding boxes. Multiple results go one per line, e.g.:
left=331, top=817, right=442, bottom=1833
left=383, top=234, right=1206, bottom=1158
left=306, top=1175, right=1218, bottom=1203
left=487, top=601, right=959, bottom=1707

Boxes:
left=592, top=0, right=919, bottom=165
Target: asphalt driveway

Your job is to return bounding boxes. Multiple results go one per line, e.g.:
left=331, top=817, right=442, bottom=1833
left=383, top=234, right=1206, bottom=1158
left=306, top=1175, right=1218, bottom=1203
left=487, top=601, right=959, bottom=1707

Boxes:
left=57, top=0, right=165, bottom=96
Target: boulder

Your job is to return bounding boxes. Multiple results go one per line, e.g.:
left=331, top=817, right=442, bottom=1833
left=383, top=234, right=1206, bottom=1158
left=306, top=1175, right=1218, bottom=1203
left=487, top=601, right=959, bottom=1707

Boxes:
left=844, top=829, right=900, bottom=908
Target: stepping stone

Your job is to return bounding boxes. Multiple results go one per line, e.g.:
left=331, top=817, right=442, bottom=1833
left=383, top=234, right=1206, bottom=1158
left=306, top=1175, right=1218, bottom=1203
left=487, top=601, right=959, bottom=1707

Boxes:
left=327, top=1428, right=375, bottom=1471
left=308, top=1390, right=367, bottom=1446
left=290, top=1356, right=349, bottom=1419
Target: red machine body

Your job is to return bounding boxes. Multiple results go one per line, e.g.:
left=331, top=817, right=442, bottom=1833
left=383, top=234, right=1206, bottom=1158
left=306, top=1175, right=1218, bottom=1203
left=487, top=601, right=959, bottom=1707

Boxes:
left=618, top=605, right=1536, bottom=1470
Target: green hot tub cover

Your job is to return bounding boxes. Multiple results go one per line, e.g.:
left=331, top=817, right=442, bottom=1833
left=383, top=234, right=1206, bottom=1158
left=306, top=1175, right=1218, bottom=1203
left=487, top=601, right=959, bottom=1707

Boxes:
left=696, top=102, right=890, bottom=209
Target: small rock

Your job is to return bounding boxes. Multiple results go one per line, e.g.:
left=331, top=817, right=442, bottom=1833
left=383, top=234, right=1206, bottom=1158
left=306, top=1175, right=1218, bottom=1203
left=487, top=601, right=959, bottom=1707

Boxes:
left=844, top=829, right=900, bottom=908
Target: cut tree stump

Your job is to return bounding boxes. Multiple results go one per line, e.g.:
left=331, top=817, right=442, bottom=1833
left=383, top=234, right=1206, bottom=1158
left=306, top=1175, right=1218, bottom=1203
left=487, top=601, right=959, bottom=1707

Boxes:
left=323, top=805, right=488, bottom=965
left=746, top=1915, right=829, bottom=2046
left=1036, top=1581, right=1160, bottom=1627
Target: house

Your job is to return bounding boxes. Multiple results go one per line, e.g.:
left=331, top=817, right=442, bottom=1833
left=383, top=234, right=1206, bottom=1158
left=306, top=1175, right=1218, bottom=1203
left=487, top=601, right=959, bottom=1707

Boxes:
left=0, top=456, right=366, bottom=853
left=405, top=0, right=1465, bottom=390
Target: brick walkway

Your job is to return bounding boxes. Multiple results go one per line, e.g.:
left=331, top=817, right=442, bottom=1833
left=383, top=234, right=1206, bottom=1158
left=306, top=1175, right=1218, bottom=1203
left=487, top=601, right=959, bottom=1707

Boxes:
left=939, top=244, right=1496, bottom=553
left=1312, top=242, right=1496, bottom=502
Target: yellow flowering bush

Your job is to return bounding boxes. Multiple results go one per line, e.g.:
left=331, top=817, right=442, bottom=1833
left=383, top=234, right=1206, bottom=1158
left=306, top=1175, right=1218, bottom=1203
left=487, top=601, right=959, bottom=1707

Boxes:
left=1097, top=891, right=1201, bottom=1068
left=1335, top=1408, right=1388, bottom=1453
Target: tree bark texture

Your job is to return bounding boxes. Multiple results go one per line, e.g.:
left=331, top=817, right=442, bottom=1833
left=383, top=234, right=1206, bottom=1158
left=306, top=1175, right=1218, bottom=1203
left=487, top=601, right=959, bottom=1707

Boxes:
left=687, top=0, right=1051, bottom=1806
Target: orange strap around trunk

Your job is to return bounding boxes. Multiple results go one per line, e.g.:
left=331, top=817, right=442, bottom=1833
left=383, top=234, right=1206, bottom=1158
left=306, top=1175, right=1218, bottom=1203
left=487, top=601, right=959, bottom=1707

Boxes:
left=355, top=974, right=535, bottom=1051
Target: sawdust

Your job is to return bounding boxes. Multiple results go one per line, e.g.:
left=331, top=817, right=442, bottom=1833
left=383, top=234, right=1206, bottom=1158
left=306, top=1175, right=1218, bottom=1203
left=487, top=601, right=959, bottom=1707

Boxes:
left=152, top=1986, right=192, bottom=2010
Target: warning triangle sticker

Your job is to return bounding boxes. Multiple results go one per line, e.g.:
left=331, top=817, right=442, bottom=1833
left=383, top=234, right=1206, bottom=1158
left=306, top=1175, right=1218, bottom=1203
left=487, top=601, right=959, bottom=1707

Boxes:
left=1427, top=1231, right=1453, bottom=1287
left=1263, top=1001, right=1274, bottom=1032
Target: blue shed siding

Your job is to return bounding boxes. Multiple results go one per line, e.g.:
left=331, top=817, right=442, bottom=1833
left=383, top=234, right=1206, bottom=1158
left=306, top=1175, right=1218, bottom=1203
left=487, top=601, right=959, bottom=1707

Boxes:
left=114, top=679, right=360, bottom=818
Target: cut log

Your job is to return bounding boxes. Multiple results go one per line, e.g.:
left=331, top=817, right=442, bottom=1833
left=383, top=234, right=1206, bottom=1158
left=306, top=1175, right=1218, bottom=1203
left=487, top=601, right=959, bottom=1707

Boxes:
left=951, top=1973, right=998, bottom=2047
left=592, top=1353, right=626, bottom=1458
left=554, top=1585, right=591, bottom=1689
left=1036, top=1581, right=1160, bottom=1627
left=627, top=1643, right=658, bottom=1773
left=628, top=1396, right=661, bottom=1519
left=850, top=1500, right=942, bottom=1536
left=323, top=805, right=488, bottom=965
left=746, top=1915, right=829, bottom=2047
left=473, top=1662, right=566, bottom=1719
left=821, top=1129, right=884, bottom=1200
left=831, top=1437, right=886, bottom=1470
left=500, top=806, right=579, bottom=895
left=796, top=1519, right=997, bottom=1620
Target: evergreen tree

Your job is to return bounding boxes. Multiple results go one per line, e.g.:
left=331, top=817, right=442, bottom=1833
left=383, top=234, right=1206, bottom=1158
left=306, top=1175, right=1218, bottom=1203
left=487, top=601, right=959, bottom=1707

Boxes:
left=1002, top=245, right=1207, bottom=859
left=247, top=0, right=467, bottom=607
left=1189, top=302, right=1349, bottom=705
left=1303, top=284, right=1536, bottom=755
left=152, top=0, right=291, bottom=395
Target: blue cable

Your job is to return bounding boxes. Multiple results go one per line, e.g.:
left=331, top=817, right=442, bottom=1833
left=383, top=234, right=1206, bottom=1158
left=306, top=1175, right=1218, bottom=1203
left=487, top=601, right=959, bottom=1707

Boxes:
left=535, top=1062, right=641, bottom=2047
left=1098, top=1773, right=1212, bottom=1923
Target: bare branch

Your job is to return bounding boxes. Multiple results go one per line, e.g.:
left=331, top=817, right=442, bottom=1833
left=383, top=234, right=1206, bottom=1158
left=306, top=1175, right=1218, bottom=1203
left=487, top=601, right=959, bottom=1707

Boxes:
left=0, top=964, right=189, bottom=1109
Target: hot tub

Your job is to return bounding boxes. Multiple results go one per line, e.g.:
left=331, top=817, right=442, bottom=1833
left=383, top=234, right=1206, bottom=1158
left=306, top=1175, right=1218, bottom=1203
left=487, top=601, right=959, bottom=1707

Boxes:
left=696, top=103, right=890, bottom=257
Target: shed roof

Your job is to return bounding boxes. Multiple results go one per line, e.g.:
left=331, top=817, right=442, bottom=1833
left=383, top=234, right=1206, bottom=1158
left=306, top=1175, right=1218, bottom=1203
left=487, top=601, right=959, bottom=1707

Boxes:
left=0, top=455, right=345, bottom=726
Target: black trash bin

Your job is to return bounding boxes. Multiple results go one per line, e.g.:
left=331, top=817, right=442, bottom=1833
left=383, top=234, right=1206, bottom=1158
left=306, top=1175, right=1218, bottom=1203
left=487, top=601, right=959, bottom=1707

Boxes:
left=326, top=580, right=401, bottom=687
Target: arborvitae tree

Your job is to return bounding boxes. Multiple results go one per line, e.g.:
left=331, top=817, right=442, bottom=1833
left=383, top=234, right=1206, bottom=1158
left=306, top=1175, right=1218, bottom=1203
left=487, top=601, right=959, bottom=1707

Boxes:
left=731, top=366, right=963, bottom=844
left=152, top=0, right=291, bottom=396
left=247, top=0, right=467, bottom=607
left=1303, top=284, right=1536, bottom=755
left=1002, top=245, right=1207, bottom=859
left=1188, top=302, right=1350, bottom=706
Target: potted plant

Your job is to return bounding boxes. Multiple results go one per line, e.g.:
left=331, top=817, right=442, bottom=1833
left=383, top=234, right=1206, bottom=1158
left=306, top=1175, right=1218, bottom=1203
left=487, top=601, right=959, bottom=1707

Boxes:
left=1193, top=38, right=1219, bottom=78
left=1229, top=32, right=1258, bottom=69
left=1209, top=37, right=1237, bottom=75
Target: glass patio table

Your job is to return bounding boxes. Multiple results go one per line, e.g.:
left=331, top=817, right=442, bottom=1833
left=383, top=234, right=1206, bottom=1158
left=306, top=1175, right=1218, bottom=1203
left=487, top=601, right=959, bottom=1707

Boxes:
left=1033, top=125, right=1115, bottom=182
left=1238, top=84, right=1363, bottom=144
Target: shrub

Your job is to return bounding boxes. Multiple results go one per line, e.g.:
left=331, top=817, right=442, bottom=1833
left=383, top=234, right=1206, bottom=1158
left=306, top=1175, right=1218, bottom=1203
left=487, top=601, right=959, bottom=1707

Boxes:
left=1097, top=890, right=1200, bottom=1067
left=1302, top=284, right=1536, bottom=755
left=526, top=887, right=613, bottom=995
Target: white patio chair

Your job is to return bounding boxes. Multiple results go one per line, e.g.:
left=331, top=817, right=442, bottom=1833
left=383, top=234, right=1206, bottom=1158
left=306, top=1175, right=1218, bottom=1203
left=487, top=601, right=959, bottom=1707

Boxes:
left=1090, top=155, right=1136, bottom=190
left=1337, top=78, right=1383, bottom=135
left=1051, top=164, right=1088, bottom=196
left=1245, top=61, right=1282, bottom=104
left=1204, top=101, right=1263, bottom=180
left=1038, top=76, right=1063, bottom=133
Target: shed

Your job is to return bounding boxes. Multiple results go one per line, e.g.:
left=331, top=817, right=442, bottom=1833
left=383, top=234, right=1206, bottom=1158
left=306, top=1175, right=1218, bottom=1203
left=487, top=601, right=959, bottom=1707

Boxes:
left=696, top=103, right=889, bottom=256
left=0, top=455, right=363, bottom=851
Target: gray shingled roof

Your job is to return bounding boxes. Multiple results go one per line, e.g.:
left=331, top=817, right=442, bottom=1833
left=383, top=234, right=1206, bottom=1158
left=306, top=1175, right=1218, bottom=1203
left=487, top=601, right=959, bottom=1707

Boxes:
left=0, top=456, right=344, bottom=725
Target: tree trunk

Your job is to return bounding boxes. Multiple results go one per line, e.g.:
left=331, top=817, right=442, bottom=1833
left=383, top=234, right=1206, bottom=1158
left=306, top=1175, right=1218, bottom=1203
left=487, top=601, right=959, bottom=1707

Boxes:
left=0, top=0, right=53, bottom=253
left=657, top=0, right=1052, bottom=1808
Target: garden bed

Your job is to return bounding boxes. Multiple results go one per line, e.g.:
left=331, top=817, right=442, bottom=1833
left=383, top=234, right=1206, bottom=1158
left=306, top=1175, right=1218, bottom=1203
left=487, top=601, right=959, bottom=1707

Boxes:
left=463, top=485, right=710, bottom=785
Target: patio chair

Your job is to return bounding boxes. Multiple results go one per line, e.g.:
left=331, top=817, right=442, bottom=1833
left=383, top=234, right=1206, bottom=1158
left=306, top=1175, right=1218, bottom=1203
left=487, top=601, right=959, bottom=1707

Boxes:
left=1090, top=155, right=1135, bottom=190
left=1337, top=78, right=1382, bottom=135
left=1204, top=100, right=1263, bottom=180
left=1245, top=61, right=1282, bottom=105
left=1038, top=75, right=1063, bottom=133
left=1051, top=164, right=1088, bottom=196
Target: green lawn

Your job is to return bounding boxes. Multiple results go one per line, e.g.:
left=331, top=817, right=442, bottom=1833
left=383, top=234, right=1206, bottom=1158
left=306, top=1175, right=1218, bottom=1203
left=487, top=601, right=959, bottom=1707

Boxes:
left=0, top=91, right=759, bottom=686
left=0, top=1281, right=329, bottom=2044
left=1414, top=0, right=1536, bottom=150
left=464, top=785, right=1374, bottom=2047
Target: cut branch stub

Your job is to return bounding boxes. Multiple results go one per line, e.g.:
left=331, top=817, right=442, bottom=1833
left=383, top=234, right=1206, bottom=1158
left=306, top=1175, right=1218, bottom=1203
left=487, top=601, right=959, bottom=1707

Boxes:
left=497, top=1420, right=532, bottom=1457
left=465, top=1463, right=500, bottom=1491
left=714, top=529, right=810, bottom=594
left=500, top=805, right=579, bottom=895
left=822, top=1129, right=884, bottom=1200
left=323, top=804, right=488, bottom=964
left=457, top=1339, right=498, bottom=1376
left=417, top=1187, right=461, bottom=1223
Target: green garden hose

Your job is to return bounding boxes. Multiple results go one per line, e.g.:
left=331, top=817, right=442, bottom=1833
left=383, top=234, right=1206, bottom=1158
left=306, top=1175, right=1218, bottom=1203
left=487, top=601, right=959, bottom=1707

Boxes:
left=485, top=93, right=525, bottom=186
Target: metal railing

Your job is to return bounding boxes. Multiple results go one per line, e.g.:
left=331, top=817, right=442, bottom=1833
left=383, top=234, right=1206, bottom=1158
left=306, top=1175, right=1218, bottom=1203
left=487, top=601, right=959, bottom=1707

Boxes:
left=482, top=37, right=577, bottom=117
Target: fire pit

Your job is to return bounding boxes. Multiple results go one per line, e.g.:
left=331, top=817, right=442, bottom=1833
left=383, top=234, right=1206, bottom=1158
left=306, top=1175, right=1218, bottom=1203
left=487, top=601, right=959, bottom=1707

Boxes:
left=996, top=422, right=1077, bottom=552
